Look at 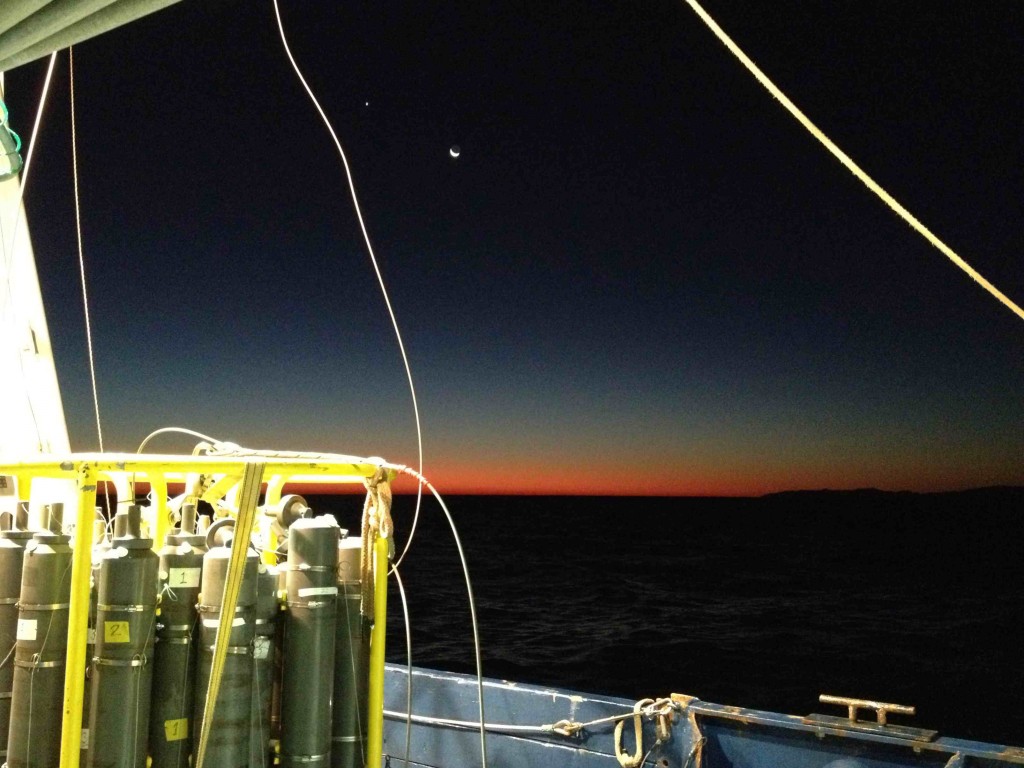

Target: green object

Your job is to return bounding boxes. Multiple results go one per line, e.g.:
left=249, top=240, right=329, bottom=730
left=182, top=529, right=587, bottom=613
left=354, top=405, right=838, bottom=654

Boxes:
left=1, top=99, right=24, bottom=180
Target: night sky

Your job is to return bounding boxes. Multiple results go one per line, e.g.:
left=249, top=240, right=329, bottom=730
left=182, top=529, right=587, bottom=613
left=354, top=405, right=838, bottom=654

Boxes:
left=4, top=1, right=1022, bottom=494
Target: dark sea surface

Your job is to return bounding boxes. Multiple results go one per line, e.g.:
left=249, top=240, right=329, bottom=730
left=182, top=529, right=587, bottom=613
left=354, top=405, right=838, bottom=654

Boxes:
left=313, top=489, right=1024, bottom=748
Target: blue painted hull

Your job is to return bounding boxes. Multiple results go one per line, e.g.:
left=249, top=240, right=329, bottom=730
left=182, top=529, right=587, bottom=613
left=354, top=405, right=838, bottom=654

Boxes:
left=383, top=665, right=1024, bottom=768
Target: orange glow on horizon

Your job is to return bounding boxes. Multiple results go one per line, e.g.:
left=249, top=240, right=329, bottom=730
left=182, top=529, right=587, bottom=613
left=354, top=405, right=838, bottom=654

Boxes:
left=119, top=456, right=1012, bottom=500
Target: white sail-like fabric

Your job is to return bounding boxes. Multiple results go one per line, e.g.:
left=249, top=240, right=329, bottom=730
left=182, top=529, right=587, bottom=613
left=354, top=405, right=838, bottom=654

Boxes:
left=0, top=173, right=69, bottom=455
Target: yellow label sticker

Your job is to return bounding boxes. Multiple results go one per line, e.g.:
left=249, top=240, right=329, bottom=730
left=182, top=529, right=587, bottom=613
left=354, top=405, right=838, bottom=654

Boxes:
left=104, top=621, right=130, bottom=643
left=164, top=718, right=188, bottom=741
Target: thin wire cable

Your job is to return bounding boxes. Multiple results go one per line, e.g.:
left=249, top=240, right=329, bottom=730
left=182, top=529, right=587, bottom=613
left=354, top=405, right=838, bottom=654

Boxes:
left=69, top=47, right=114, bottom=519
left=69, top=48, right=103, bottom=453
left=339, top=575, right=367, bottom=766
left=380, top=700, right=675, bottom=734
left=0, top=640, right=14, bottom=669
left=392, top=563, right=413, bottom=768
left=682, top=0, right=1024, bottom=323
left=398, top=466, right=488, bottom=768
left=269, top=0, right=426, bottom=567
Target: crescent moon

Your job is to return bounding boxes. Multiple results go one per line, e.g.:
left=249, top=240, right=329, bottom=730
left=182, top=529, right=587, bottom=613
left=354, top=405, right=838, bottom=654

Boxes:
left=450, top=146, right=461, bottom=158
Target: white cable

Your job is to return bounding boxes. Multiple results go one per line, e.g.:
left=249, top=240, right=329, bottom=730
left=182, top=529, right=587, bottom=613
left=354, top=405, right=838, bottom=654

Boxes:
left=682, top=0, right=1024, bottom=322
left=269, top=0, right=426, bottom=564
left=398, top=467, right=488, bottom=768
left=338, top=575, right=367, bottom=767
left=392, top=563, right=413, bottom=768
left=135, top=426, right=223, bottom=454
left=382, top=711, right=551, bottom=734
left=69, top=47, right=104, bottom=454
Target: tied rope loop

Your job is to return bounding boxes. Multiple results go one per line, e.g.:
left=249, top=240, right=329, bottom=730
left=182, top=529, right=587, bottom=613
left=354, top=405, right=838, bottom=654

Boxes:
left=360, top=468, right=393, bottom=620
left=650, top=697, right=676, bottom=743
left=549, top=719, right=583, bottom=737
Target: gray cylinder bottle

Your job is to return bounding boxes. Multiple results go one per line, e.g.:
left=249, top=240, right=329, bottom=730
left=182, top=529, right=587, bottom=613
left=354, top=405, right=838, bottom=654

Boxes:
left=82, top=516, right=111, bottom=766
left=281, top=517, right=340, bottom=767
left=6, top=505, right=73, bottom=768
left=149, top=503, right=206, bottom=768
left=87, top=505, right=159, bottom=768
left=331, top=535, right=369, bottom=768
left=0, top=506, right=33, bottom=766
left=250, top=564, right=280, bottom=768
left=193, top=539, right=258, bottom=768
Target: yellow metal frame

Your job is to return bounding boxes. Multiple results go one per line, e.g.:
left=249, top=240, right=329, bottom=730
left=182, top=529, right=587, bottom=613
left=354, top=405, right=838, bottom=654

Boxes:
left=365, top=532, right=390, bottom=768
left=0, top=452, right=394, bottom=768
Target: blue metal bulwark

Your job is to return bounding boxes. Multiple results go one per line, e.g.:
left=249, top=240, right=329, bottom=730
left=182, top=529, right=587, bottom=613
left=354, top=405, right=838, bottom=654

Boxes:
left=381, top=665, right=1024, bottom=768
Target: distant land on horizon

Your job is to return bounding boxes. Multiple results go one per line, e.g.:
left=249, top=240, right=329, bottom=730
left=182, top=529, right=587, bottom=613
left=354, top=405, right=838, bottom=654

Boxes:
left=371, top=485, right=1024, bottom=501
left=760, top=485, right=1024, bottom=500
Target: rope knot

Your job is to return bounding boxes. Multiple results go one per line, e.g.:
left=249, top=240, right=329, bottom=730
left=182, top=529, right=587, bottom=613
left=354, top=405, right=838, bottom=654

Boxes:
left=360, top=467, right=393, bottom=619
left=549, top=719, right=582, bottom=737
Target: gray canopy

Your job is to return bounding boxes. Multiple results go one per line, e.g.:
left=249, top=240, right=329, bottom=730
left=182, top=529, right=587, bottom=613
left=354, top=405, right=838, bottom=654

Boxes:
left=0, top=0, right=185, bottom=72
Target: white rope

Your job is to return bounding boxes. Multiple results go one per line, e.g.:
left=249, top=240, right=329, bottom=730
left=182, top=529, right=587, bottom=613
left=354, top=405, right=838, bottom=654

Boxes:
left=382, top=710, right=551, bottom=734
left=269, top=0, right=427, bottom=565
left=135, top=426, right=223, bottom=454
left=682, top=0, right=1024, bottom=323
left=392, top=563, right=413, bottom=768
left=382, top=696, right=680, bottom=736
left=69, top=47, right=104, bottom=453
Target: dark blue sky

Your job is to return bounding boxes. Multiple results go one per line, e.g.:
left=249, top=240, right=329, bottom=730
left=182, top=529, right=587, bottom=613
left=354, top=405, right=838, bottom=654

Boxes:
left=5, top=0, right=1022, bottom=493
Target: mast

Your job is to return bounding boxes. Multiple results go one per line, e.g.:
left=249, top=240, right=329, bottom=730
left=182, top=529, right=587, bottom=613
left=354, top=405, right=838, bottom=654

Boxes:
left=1, top=0, right=193, bottom=456
left=0, top=79, right=70, bottom=455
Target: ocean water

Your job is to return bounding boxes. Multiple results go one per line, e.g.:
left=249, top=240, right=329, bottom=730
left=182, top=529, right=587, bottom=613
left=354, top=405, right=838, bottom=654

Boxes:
left=313, top=490, right=1024, bottom=747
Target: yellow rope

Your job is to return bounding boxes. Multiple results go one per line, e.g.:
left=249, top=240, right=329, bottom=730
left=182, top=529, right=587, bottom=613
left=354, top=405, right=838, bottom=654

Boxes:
left=682, top=0, right=1024, bottom=323
left=360, top=470, right=392, bottom=620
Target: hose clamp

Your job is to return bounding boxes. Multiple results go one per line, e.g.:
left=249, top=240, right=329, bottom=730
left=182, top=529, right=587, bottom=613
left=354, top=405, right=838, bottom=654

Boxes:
left=14, top=658, right=63, bottom=669
left=16, top=602, right=70, bottom=611
left=94, top=656, right=147, bottom=667
left=201, top=644, right=251, bottom=655
left=98, top=603, right=150, bottom=612
left=281, top=753, right=330, bottom=763
left=283, top=564, right=335, bottom=573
